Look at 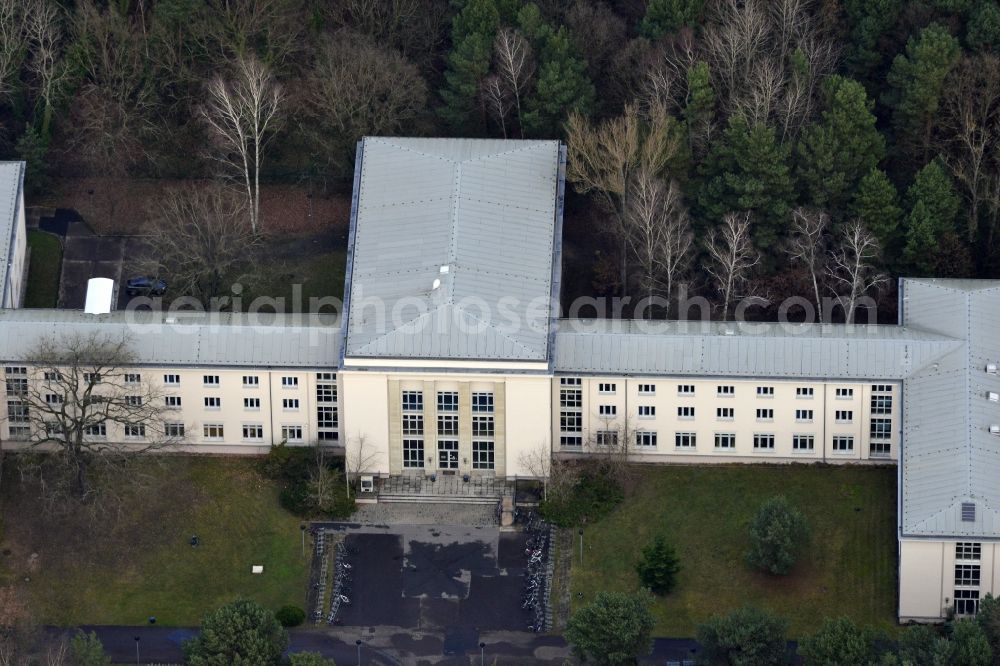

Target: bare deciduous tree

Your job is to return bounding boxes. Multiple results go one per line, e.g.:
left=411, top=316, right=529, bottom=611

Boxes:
left=481, top=75, right=511, bottom=138
left=345, top=433, right=379, bottom=492
left=787, top=207, right=829, bottom=321
left=136, top=185, right=258, bottom=306
left=704, top=212, right=761, bottom=320
left=24, top=0, right=69, bottom=138
left=625, top=172, right=693, bottom=315
left=12, top=334, right=180, bottom=507
left=826, top=221, right=887, bottom=323
left=202, top=56, right=284, bottom=235
left=517, top=440, right=552, bottom=499
left=565, top=103, right=684, bottom=295
left=0, top=0, right=26, bottom=105
left=493, top=28, right=534, bottom=138
left=307, top=31, right=428, bottom=168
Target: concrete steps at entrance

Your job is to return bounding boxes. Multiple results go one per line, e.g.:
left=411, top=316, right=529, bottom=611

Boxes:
left=377, top=493, right=500, bottom=505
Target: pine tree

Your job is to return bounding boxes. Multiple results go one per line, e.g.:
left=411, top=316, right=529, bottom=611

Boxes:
left=885, top=23, right=960, bottom=157
left=903, top=161, right=962, bottom=275
left=683, top=61, right=714, bottom=153
left=844, top=0, right=903, bottom=80
left=968, top=1, right=1000, bottom=54
left=635, top=534, right=681, bottom=595
left=639, top=0, right=704, bottom=40
left=797, top=76, right=885, bottom=213
left=850, top=168, right=903, bottom=252
left=697, top=115, right=795, bottom=257
left=523, top=27, right=594, bottom=137
left=437, top=0, right=501, bottom=133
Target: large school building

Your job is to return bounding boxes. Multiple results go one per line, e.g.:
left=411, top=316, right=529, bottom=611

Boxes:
left=1, top=139, right=998, bottom=622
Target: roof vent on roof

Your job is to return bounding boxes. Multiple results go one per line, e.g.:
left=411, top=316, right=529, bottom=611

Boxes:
left=432, top=278, right=441, bottom=290
left=439, top=265, right=450, bottom=274
left=989, top=392, right=1000, bottom=403
left=988, top=363, right=998, bottom=374
left=990, top=424, right=1000, bottom=435
left=961, top=502, right=976, bottom=522
left=84, top=277, right=115, bottom=315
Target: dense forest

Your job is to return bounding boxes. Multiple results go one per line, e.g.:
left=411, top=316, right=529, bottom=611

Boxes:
left=1, top=0, right=999, bottom=317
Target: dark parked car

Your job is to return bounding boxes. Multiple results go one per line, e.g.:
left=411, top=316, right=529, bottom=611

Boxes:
left=125, top=276, right=167, bottom=296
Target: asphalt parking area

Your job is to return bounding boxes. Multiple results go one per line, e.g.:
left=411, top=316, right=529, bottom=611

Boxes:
left=325, top=524, right=530, bottom=635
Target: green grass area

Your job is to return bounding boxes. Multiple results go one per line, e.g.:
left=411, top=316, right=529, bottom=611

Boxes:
left=570, top=465, right=897, bottom=638
left=0, top=457, right=309, bottom=626
left=248, top=248, right=346, bottom=312
left=24, top=229, right=62, bottom=308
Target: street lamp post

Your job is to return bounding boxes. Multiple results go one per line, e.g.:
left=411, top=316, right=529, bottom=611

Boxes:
left=300, top=523, right=307, bottom=557
left=480, top=641, right=486, bottom=665
left=578, top=528, right=584, bottom=565
left=134, top=636, right=140, bottom=665
left=356, top=639, right=362, bottom=665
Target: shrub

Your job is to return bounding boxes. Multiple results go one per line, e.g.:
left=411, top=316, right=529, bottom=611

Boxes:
left=565, top=590, right=655, bottom=665
left=696, top=606, right=788, bottom=666
left=275, top=605, right=306, bottom=627
left=539, top=465, right=623, bottom=527
left=264, top=444, right=354, bottom=519
left=635, top=534, right=681, bottom=595
left=798, top=617, right=879, bottom=665
left=746, top=495, right=810, bottom=575
left=184, top=599, right=288, bottom=665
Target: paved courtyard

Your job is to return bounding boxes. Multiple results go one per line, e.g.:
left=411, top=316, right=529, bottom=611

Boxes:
left=320, top=523, right=531, bottom=641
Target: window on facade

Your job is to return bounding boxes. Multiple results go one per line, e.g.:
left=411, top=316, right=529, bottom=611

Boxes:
left=638, top=405, right=655, bottom=418
left=472, top=441, right=495, bottom=469
left=756, top=408, right=774, bottom=421
left=165, top=423, right=185, bottom=438
left=675, top=432, right=696, bottom=448
left=204, top=396, right=221, bottom=409
left=793, top=435, right=815, bottom=450
left=472, top=392, right=494, bottom=413
left=836, top=388, right=854, bottom=398
left=124, top=373, right=141, bottom=384
left=835, top=410, right=853, bottom=423
left=714, top=433, right=735, bottom=449
left=125, top=395, right=142, bottom=406
left=678, top=384, right=695, bottom=395
left=43, top=371, right=62, bottom=382
left=437, top=414, right=458, bottom=436
left=83, top=373, right=101, bottom=384
left=871, top=394, right=893, bottom=414
left=402, top=391, right=423, bottom=412
left=203, top=375, right=219, bottom=387
left=753, top=434, right=775, bottom=450
left=956, top=564, right=981, bottom=587
left=717, top=407, right=734, bottom=420
left=638, top=384, right=655, bottom=395
left=957, top=543, right=982, bottom=560
left=598, top=383, right=616, bottom=394
left=636, top=431, right=657, bottom=447
left=124, top=423, right=146, bottom=438
left=44, top=393, right=64, bottom=405
left=5, top=376, right=26, bottom=395
left=560, top=412, right=582, bottom=432
left=599, top=404, right=617, bottom=416
left=437, top=391, right=459, bottom=412
left=203, top=424, right=224, bottom=440
left=84, top=424, right=107, bottom=438
left=281, top=425, right=303, bottom=442
left=244, top=397, right=260, bottom=410
left=281, top=376, right=298, bottom=388
left=472, top=416, right=494, bottom=438
left=243, top=375, right=259, bottom=387
left=796, top=387, right=814, bottom=397
left=560, top=387, right=582, bottom=408
left=7, top=400, right=28, bottom=423
left=164, top=374, right=180, bottom=385
left=678, top=406, right=695, bottom=419
left=870, top=440, right=891, bottom=457
left=717, top=385, right=735, bottom=396
left=316, top=382, right=336, bottom=403
left=403, top=439, right=425, bottom=468
left=317, top=407, right=337, bottom=433
left=833, top=436, right=854, bottom=452
left=872, top=384, right=893, bottom=393
left=955, top=589, right=980, bottom=615
left=282, top=398, right=299, bottom=410
left=560, top=435, right=583, bottom=447
left=870, top=418, right=891, bottom=439
left=243, top=424, right=264, bottom=440
left=402, top=414, right=423, bottom=436
left=795, top=409, right=814, bottom=422
left=596, top=430, right=619, bottom=447
left=560, top=377, right=581, bottom=386
left=756, top=386, right=774, bottom=397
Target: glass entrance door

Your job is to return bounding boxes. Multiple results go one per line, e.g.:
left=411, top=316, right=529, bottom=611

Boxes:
left=438, top=440, right=459, bottom=469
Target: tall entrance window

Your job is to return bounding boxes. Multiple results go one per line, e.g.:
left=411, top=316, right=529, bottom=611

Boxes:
left=438, top=440, right=458, bottom=469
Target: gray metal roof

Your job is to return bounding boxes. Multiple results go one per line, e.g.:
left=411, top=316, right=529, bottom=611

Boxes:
left=0, top=162, right=24, bottom=305
left=0, top=309, right=340, bottom=369
left=900, top=278, right=1000, bottom=538
left=343, top=137, right=562, bottom=362
left=552, top=319, right=961, bottom=379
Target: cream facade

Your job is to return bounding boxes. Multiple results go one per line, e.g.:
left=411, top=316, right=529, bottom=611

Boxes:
left=900, top=540, right=1000, bottom=622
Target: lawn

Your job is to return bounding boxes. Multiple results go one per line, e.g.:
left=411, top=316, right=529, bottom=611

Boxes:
left=247, top=246, right=347, bottom=312
left=570, top=464, right=898, bottom=638
left=0, top=457, right=310, bottom=626
left=24, top=229, right=62, bottom=308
